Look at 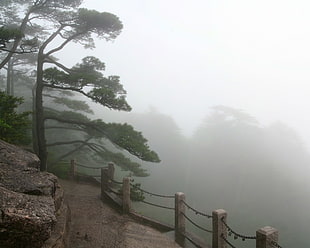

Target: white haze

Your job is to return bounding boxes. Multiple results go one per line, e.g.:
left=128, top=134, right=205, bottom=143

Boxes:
left=50, top=1, right=310, bottom=247
left=55, top=0, right=310, bottom=149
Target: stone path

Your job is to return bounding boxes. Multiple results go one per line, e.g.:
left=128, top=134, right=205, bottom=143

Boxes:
left=59, top=179, right=182, bottom=248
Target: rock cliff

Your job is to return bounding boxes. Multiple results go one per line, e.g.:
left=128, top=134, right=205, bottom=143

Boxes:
left=0, top=140, right=66, bottom=248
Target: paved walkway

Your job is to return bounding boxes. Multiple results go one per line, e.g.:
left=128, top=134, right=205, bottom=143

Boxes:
left=59, top=179, right=182, bottom=248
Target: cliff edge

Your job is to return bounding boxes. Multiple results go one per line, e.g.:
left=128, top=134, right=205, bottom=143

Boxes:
left=0, top=140, right=68, bottom=248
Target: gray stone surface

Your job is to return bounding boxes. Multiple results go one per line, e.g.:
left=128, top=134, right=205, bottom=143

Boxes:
left=0, top=140, right=62, bottom=248
left=0, top=186, right=56, bottom=248
left=0, top=139, right=40, bottom=169
left=60, top=179, right=182, bottom=248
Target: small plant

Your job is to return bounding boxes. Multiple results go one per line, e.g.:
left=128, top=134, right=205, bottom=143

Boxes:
left=130, top=183, right=145, bottom=202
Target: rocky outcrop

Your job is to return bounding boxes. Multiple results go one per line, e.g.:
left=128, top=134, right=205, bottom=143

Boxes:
left=0, top=140, right=65, bottom=248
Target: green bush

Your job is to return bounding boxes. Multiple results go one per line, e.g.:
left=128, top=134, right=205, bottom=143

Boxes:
left=0, top=91, right=31, bottom=145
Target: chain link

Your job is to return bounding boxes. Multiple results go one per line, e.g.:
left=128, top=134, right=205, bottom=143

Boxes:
left=221, top=217, right=256, bottom=241
left=181, top=200, right=212, bottom=218
left=75, top=172, right=100, bottom=178
left=271, top=240, right=283, bottom=248
left=181, top=212, right=213, bottom=233
left=141, top=200, right=174, bottom=210
left=221, top=233, right=238, bottom=248
left=131, top=184, right=175, bottom=198
left=111, top=179, right=123, bottom=185
left=76, top=162, right=108, bottom=169
left=107, top=187, right=122, bottom=195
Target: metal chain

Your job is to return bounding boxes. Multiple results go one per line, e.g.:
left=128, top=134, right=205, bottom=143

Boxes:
left=141, top=200, right=175, bottom=210
left=221, top=217, right=256, bottom=240
left=131, top=184, right=175, bottom=198
left=184, top=234, right=204, bottom=248
left=181, top=200, right=212, bottom=218
left=181, top=212, right=213, bottom=233
left=221, top=233, right=238, bottom=248
left=75, top=172, right=100, bottom=178
left=107, top=187, right=122, bottom=196
left=271, top=240, right=283, bottom=248
left=76, top=163, right=108, bottom=169
left=111, top=179, right=123, bottom=185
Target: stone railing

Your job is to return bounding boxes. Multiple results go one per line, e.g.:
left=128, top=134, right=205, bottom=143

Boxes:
left=68, top=160, right=283, bottom=248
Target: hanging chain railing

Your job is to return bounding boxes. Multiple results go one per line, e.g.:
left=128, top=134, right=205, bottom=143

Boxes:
left=131, top=184, right=175, bottom=198
left=221, top=217, right=256, bottom=241
left=221, top=233, right=238, bottom=248
left=76, top=171, right=101, bottom=178
left=181, top=199, right=212, bottom=218
left=271, top=240, right=283, bottom=248
left=110, top=179, right=123, bottom=185
left=181, top=212, right=213, bottom=233
left=130, top=183, right=175, bottom=210
left=141, top=199, right=175, bottom=210
left=107, top=187, right=122, bottom=196
left=69, top=160, right=286, bottom=248
left=75, top=162, right=108, bottom=170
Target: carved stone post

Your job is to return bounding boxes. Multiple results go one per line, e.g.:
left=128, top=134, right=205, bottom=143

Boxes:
left=256, top=226, right=279, bottom=248
left=122, top=177, right=131, bottom=214
left=212, top=209, right=227, bottom=248
left=107, top=162, right=115, bottom=188
left=101, top=168, right=107, bottom=199
left=175, top=192, right=185, bottom=245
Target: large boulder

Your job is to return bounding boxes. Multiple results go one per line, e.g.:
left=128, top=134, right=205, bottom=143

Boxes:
left=0, top=140, right=62, bottom=248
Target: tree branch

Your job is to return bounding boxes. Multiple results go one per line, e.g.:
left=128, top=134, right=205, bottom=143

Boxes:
left=39, top=25, right=64, bottom=55
left=0, top=47, right=37, bottom=54
left=45, top=30, right=85, bottom=56
left=44, top=115, right=108, bottom=136
left=47, top=140, right=90, bottom=147
left=0, top=10, right=32, bottom=69
left=44, top=83, right=87, bottom=96
left=48, top=136, right=92, bottom=167
left=45, top=125, right=83, bottom=132
left=44, top=57, right=73, bottom=73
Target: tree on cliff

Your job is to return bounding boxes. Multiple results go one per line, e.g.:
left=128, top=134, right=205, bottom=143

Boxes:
left=0, top=0, right=160, bottom=174
left=0, top=90, right=30, bottom=145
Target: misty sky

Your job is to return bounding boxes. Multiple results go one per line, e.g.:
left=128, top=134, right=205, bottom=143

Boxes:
left=59, top=0, right=310, bottom=146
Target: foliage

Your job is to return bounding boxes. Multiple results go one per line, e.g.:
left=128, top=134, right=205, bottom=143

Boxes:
left=43, top=57, right=131, bottom=111
left=52, top=97, right=94, bottom=114
left=92, top=150, right=150, bottom=177
left=0, top=0, right=160, bottom=175
left=0, top=90, right=30, bottom=144
left=118, top=182, right=145, bottom=202
left=47, top=161, right=70, bottom=179
left=129, top=183, right=145, bottom=201
left=95, top=121, right=160, bottom=162
left=44, top=109, right=159, bottom=176
left=0, top=27, right=24, bottom=49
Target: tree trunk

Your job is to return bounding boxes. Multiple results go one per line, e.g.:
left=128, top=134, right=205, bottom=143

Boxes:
left=32, top=84, right=38, bottom=155
left=34, top=52, right=47, bottom=171
left=6, top=59, right=13, bottom=95
left=0, top=10, right=31, bottom=69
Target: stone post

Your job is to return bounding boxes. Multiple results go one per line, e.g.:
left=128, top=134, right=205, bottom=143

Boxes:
left=69, top=159, right=76, bottom=180
left=122, top=177, right=131, bottom=214
left=256, top=226, right=279, bottom=248
left=107, top=162, right=115, bottom=188
left=175, top=192, right=186, bottom=245
left=101, top=168, right=107, bottom=199
left=212, top=209, right=228, bottom=248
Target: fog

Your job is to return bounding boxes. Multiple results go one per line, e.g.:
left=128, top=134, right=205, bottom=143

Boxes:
left=40, top=0, right=310, bottom=247
left=2, top=0, right=310, bottom=246
left=56, top=0, right=310, bottom=148
left=95, top=106, right=310, bottom=247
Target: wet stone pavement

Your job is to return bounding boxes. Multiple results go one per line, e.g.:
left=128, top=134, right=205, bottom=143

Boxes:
left=59, top=179, right=182, bottom=248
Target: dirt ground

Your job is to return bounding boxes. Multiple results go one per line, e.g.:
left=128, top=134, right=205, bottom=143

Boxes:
left=59, top=179, right=182, bottom=248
